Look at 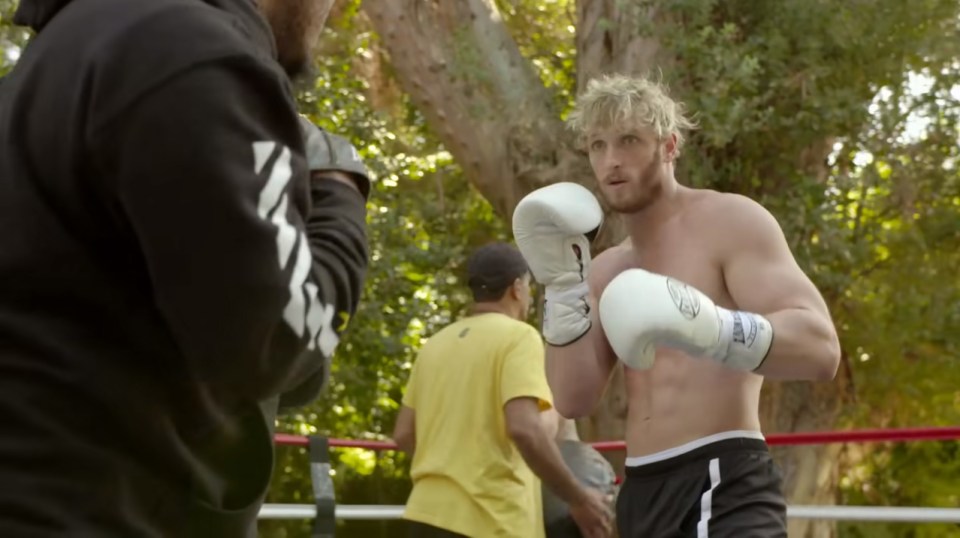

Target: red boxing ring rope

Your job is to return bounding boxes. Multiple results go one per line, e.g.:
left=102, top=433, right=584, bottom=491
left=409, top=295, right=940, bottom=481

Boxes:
left=274, top=426, right=960, bottom=451
left=266, top=426, right=960, bottom=523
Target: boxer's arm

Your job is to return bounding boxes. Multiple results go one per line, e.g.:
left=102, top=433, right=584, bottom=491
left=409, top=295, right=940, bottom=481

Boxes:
left=90, top=58, right=368, bottom=406
left=720, top=196, right=841, bottom=380
left=546, top=251, right=620, bottom=418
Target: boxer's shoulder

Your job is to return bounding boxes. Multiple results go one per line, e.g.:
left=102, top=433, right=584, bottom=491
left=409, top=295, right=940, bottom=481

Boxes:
left=693, top=190, right=777, bottom=226
left=686, top=190, right=783, bottom=248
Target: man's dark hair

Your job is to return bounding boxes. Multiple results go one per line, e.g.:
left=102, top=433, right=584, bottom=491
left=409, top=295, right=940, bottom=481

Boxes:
left=466, top=242, right=530, bottom=303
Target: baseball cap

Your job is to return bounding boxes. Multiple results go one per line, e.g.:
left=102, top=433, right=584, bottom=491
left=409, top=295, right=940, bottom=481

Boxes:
left=466, top=242, right=530, bottom=302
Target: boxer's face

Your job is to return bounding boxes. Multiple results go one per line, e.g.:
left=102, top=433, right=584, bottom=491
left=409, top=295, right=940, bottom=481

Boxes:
left=587, top=124, right=673, bottom=213
left=258, top=0, right=334, bottom=78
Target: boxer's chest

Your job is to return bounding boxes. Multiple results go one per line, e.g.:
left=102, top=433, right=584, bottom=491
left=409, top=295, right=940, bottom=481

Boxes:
left=626, top=220, right=733, bottom=307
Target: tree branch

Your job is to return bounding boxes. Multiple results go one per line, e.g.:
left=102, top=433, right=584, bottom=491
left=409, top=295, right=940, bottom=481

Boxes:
left=362, top=0, right=572, bottom=217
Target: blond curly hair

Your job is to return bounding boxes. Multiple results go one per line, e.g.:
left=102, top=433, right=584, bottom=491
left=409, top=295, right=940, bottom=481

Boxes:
left=566, top=73, right=697, bottom=156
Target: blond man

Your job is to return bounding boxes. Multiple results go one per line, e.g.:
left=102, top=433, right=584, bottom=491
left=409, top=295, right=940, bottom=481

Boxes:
left=511, top=74, right=841, bottom=537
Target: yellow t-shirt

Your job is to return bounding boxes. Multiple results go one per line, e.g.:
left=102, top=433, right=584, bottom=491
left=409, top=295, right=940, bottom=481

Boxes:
left=401, top=313, right=553, bottom=538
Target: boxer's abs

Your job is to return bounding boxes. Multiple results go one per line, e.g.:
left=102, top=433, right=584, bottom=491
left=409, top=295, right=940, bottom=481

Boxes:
left=622, top=349, right=764, bottom=457
left=599, top=193, right=766, bottom=457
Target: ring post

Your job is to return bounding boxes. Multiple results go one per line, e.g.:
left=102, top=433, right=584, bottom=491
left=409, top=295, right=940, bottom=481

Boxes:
left=309, top=435, right=336, bottom=537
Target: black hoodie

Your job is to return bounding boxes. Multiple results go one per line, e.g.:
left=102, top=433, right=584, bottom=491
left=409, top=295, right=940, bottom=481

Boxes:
left=0, top=0, right=368, bottom=535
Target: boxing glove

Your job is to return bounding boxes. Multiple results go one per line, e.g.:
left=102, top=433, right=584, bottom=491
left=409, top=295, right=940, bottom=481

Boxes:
left=512, top=182, right=603, bottom=346
left=598, top=269, right=774, bottom=371
left=299, top=116, right=372, bottom=199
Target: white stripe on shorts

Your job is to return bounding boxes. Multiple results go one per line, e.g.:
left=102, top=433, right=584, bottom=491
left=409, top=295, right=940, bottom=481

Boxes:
left=697, top=457, right=722, bottom=537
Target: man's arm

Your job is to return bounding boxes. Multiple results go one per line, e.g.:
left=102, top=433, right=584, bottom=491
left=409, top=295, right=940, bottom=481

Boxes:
left=501, top=328, right=585, bottom=501
left=500, top=329, right=590, bottom=503
left=540, top=407, right=584, bottom=442
left=500, top=327, right=613, bottom=537
left=90, top=58, right=368, bottom=406
left=392, top=405, right=416, bottom=454
left=392, top=357, right=420, bottom=453
left=720, top=195, right=841, bottom=380
left=540, top=407, right=561, bottom=440
left=504, top=398, right=590, bottom=505
left=545, top=250, right=621, bottom=418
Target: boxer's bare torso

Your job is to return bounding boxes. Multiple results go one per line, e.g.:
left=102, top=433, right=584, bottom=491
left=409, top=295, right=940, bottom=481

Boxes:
left=582, top=187, right=764, bottom=457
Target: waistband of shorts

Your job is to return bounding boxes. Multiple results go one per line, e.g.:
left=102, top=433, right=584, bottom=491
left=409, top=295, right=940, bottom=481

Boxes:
left=624, top=430, right=767, bottom=478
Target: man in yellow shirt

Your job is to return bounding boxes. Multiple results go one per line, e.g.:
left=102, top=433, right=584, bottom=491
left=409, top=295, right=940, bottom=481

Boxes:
left=392, top=243, right=612, bottom=538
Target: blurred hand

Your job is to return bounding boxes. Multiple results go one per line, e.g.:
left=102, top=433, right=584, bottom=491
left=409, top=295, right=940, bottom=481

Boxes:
left=568, top=487, right=613, bottom=538
left=300, top=116, right=371, bottom=199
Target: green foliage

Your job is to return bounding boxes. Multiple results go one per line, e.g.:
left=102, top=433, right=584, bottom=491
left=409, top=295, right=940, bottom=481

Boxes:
left=839, top=441, right=960, bottom=538
left=493, top=0, right=579, bottom=114
left=659, top=0, right=959, bottom=192
left=0, top=1, right=30, bottom=77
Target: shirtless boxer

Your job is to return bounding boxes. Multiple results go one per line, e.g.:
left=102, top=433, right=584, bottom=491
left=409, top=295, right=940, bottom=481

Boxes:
left=511, top=74, right=841, bottom=537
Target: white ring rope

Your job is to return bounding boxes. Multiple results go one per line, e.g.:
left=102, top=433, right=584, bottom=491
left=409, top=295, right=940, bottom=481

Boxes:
left=258, top=503, right=960, bottom=523
left=787, top=505, right=960, bottom=522
left=259, top=504, right=404, bottom=520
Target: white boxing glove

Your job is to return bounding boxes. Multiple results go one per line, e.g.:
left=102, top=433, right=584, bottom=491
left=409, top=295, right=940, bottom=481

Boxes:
left=512, top=182, right=603, bottom=346
left=598, top=269, right=774, bottom=371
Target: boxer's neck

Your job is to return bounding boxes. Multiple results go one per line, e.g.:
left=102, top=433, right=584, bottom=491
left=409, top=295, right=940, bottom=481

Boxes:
left=622, top=178, right=685, bottom=245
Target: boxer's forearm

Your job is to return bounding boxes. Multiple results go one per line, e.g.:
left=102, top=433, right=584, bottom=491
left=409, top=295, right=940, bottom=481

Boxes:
left=547, top=343, right=606, bottom=418
left=546, top=319, right=616, bottom=418
left=753, top=308, right=841, bottom=380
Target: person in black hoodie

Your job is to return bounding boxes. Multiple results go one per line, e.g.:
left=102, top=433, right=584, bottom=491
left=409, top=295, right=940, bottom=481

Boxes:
left=0, top=0, right=369, bottom=536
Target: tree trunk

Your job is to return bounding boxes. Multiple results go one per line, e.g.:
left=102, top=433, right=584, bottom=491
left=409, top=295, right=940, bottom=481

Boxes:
left=362, top=1, right=849, bottom=535
left=575, top=0, right=663, bottom=88
left=362, top=0, right=580, bottom=219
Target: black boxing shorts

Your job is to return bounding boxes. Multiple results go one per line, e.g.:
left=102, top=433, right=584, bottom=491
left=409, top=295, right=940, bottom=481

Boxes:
left=616, top=431, right=787, bottom=538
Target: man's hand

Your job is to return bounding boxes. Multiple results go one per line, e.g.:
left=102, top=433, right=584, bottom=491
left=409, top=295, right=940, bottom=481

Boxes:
left=299, top=116, right=372, bottom=199
left=568, top=487, right=614, bottom=538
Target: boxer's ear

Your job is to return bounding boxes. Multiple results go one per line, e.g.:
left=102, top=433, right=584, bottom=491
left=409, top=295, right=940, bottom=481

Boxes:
left=662, top=133, right=679, bottom=163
